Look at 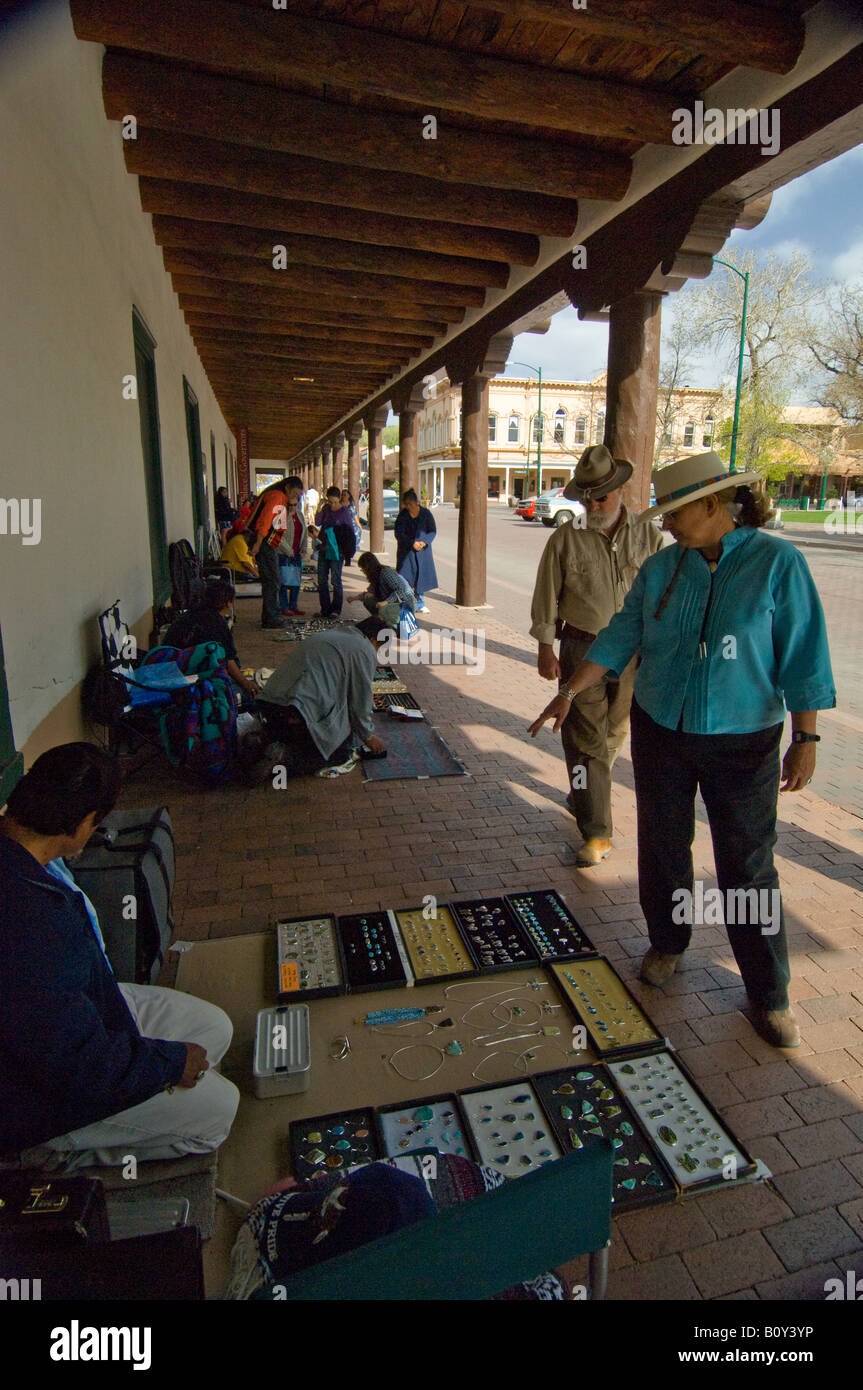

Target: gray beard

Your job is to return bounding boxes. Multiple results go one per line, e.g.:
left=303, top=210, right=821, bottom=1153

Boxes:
left=585, top=506, right=621, bottom=531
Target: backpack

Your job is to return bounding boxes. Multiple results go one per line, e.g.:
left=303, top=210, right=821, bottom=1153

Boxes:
left=168, top=539, right=206, bottom=613
left=140, top=642, right=237, bottom=782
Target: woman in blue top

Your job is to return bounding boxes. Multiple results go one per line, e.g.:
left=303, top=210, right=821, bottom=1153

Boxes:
left=395, top=489, right=437, bottom=613
left=529, top=452, right=836, bottom=1049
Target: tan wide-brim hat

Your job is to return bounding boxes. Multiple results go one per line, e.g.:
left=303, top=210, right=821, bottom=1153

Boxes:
left=563, top=444, right=633, bottom=501
left=639, top=451, right=763, bottom=522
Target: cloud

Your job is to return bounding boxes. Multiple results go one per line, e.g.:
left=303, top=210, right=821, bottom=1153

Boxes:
left=832, top=238, right=863, bottom=282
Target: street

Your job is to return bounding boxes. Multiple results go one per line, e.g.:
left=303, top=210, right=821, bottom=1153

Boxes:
left=378, top=505, right=863, bottom=821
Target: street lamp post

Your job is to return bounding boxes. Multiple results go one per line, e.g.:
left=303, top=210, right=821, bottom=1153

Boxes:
left=509, top=361, right=542, bottom=498
left=712, top=258, right=749, bottom=475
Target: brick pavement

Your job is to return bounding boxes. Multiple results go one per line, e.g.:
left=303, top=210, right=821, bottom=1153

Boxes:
left=123, top=572, right=863, bottom=1301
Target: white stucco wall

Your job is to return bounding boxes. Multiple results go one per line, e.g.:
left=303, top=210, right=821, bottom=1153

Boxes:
left=0, top=3, right=235, bottom=750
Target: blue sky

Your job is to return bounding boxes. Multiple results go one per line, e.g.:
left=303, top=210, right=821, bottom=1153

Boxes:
left=509, top=145, right=863, bottom=398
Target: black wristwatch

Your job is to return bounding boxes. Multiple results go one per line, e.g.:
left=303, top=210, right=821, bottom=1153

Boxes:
left=791, top=731, right=820, bottom=744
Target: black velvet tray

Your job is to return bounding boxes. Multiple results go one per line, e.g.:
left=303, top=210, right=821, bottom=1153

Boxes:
left=504, top=889, right=597, bottom=962
left=289, top=1107, right=381, bottom=1181
left=336, top=910, right=413, bottom=992
left=450, top=897, right=539, bottom=974
left=532, top=1065, right=677, bottom=1212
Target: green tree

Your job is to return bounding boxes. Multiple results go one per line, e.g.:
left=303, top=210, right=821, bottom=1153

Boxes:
left=808, top=279, right=863, bottom=424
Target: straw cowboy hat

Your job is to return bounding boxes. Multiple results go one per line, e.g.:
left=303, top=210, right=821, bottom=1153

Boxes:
left=562, top=445, right=633, bottom=501
left=639, top=451, right=763, bottom=522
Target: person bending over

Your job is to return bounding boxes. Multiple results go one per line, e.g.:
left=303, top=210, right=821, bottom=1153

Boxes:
left=0, top=743, right=239, bottom=1170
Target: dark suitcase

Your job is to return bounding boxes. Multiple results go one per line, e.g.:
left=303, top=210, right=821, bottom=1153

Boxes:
left=70, top=807, right=175, bottom=984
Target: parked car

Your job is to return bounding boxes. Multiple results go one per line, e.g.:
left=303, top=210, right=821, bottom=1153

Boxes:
left=535, top=488, right=586, bottom=528
left=359, top=489, right=400, bottom=529
left=515, top=495, right=537, bottom=520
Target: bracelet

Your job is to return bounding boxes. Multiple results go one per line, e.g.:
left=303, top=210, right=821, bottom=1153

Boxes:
left=791, top=731, right=820, bottom=744
left=559, top=687, right=576, bottom=703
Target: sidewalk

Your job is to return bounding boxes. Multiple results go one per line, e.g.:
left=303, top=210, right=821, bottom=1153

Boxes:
left=138, top=574, right=863, bottom=1300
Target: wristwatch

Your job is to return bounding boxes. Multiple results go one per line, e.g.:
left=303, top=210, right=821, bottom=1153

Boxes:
left=791, top=731, right=820, bottom=743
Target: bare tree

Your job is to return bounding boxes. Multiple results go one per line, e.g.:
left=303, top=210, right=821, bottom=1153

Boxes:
left=654, top=304, right=700, bottom=464
left=808, top=280, right=863, bottom=424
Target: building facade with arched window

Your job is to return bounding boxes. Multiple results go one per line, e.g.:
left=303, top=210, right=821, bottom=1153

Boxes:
left=414, top=375, right=723, bottom=504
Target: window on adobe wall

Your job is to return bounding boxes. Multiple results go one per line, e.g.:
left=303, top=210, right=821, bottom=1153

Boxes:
left=594, top=411, right=605, bottom=444
left=508, top=413, right=519, bottom=443
left=533, top=414, right=545, bottom=442
left=554, top=409, right=566, bottom=443
left=574, top=417, right=586, bottom=444
left=683, top=421, right=695, bottom=448
left=488, top=413, right=497, bottom=442
left=703, top=417, right=715, bottom=447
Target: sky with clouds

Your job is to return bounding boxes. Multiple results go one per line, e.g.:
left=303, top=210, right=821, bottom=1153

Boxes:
left=508, top=145, right=863, bottom=403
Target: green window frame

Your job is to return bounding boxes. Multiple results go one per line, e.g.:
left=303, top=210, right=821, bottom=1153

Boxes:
left=132, top=309, right=171, bottom=607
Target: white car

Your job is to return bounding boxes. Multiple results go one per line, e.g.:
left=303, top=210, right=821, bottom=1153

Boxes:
left=535, top=488, right=587, bottom=528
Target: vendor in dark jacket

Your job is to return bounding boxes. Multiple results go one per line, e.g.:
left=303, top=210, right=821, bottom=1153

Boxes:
left=0, top=743, right=239, bottom=1169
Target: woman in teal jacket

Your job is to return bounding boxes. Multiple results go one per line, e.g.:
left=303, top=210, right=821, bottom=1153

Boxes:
left=529, top=453, right=836, bottom=1049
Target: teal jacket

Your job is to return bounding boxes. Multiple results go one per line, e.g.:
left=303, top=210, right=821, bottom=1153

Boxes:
left=586, top=527, right=836, bottom=734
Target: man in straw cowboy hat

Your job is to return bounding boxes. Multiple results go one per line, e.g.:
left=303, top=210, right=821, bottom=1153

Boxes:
left=529, top=445, right=664, bottom=866
left=529, top=451, right=836, bottom=1049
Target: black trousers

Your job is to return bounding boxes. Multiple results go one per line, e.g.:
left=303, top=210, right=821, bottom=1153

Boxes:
left=629, top=700, right=790, bottom=1011
left=257, top=544, right=282, bottom=625
left=255, top=701, right=354, bottom=776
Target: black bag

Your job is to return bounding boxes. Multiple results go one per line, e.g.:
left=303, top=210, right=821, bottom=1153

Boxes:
left=0, top=1171, right=109, bottom=1246
left=168, top=539, right=206, bottom=613
left=70, top=807, right=175, bottom=984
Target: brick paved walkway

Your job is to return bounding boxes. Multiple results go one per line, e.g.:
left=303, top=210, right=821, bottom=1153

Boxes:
left=128, top=571, right=863, bottom=1301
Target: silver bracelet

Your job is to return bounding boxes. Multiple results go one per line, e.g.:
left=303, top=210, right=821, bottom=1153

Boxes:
left=559, top=686, right=576, bottom=703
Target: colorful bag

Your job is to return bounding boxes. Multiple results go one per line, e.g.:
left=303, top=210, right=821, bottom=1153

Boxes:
left=140, top=642, right=237, bottom=781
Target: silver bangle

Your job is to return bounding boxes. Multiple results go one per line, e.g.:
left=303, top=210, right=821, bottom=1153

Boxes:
left=559, top=686, right=576, bottom=703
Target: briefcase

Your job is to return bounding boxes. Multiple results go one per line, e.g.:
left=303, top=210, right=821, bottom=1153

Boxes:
left=0, top=1171, right=109, bottom=1245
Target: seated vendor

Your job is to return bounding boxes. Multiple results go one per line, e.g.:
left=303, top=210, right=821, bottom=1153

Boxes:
left=348, top=551, right=417, bottom=638
left=0, top=743, right=239, bottom=1170
left=220, top=528, right=259, bottom=580
left=248, top=625, right=386, bottom=778
left=163, top=579, right=259, bottom=703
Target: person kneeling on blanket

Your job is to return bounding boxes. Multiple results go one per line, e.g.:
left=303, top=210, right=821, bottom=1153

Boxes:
left=348, top=552, right=419, bottom=641
left=242, top=624, right=387, bottom=781
left=0, top=743, right=239, bottom=1171
left=226, top=1157, right=572, bottom=1301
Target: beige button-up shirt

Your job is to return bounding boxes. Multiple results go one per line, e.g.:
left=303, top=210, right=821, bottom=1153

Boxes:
left=529, top=508, right=664, bottom=646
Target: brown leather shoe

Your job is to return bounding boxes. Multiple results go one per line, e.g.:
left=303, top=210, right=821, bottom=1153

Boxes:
left=640, top=947, right=683, bottom=986
left=576, top=837, right=611, bottom=867
left=750, top=1006, right=800, bottom=1048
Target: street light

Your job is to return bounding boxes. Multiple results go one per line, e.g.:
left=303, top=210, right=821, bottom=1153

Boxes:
left=508, top=361, right=542, bottom=498
left=712, top=258, right=749, bottom=474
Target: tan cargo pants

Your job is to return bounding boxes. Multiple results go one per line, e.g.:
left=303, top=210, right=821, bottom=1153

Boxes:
left=559, top=633, right=637, bottom=840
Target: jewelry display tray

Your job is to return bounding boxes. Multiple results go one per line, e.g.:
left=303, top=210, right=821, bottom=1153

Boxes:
left=336, top=911, right=415, bottom=993
left=551, top=957, right=667, bottom=1060
left=449, top=897, right=540, bottom=975
left=458, top=1080, right=563, bottom=1177
left=375, top=1093, right=477, bottom=1161
left=504, top=889, right=598, bottom=963
left=392, top=906, right=479, bottom=986
left=531, top=1065, right=677, bottom=1213
left=289, top=1106, right=381, bottom=1181
left=275, top=913, right=348, bottom=1003
left=608, top=1048, right=759, bottom=1193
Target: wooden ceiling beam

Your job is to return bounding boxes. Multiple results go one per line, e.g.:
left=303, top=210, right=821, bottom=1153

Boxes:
left=101, top=53, right=631, bottom=201
left=164, top=248, right=483, bottom=308
left=151, top=215, right=508, bottom=289
left=183, top=312, right=433, bottom=350
left=74, top=0, right=679, bottom=142
left=175, top=282, right=451, bottom=331
left=193, top=334, right=405, bottom=366
left=138, top=178, right=539, bottom=267
left=469, top=0, right=804, bottom=74
left=126, top=130, right=582, bottom=237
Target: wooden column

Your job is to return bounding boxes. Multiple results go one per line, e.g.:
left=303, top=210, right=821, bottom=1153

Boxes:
left=364, top=406, right=389, bottom=556
left=332, top=432, right=346, bottom=491
left=321, top=440, right=333, bottom=491
left=448, top=334, right=512, bottom=608
left=312, top=448, right=323, bottom=493
left=346, top=420, right=363, bottom=504
left=392, top=383, right=425, bottom=500
left=456, top=374, right=491, bottom=607
left=605, top=291, right=663, bottom=514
